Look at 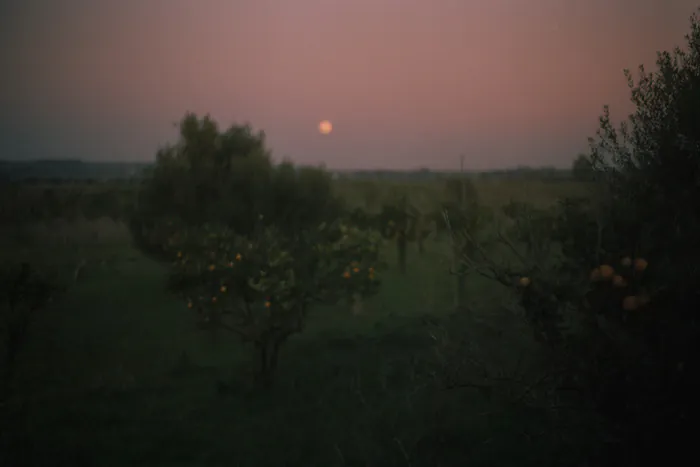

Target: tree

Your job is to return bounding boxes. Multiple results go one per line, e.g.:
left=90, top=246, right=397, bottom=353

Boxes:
left=130, top=113, right=384, bottom=385
left=449, top=9, right=700, bottom=462
left=582, top=10, right=700, bottom=458
left=571, top=153, right=595, bottom=182
left=377, top=196, right=414, bottom=274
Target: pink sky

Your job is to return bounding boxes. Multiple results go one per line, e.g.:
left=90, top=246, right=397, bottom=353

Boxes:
left=1, top=0, right=696, bottom=169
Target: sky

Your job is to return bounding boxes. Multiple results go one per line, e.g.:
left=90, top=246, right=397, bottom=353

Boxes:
left=0, top=0, right=696, bottom=170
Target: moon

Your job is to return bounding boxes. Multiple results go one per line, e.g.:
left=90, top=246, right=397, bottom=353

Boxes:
left=318, top=120, right=333, bottom=135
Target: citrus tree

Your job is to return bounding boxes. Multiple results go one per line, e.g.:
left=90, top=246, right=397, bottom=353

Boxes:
left=130, top=113, right=384, bottom=384
left=449, top=198, right=661, bottom=450
left=581, top=12, right=700, bottom=455
left=450, top=10, right=700, bottom=460
left=347, top=191, right=438, bottom=276
left=376, top=196, right=417, bottom=274
left=165, top=220, right=381, bottom=384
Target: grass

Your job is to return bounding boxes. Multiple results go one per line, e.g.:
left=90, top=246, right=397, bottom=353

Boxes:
left=332, top=178, right=591, bottom=212
left=2, top=181, right=606, bottom=467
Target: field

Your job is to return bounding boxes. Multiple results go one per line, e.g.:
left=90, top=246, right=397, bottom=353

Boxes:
left=2, top=178, right=604, bottom=467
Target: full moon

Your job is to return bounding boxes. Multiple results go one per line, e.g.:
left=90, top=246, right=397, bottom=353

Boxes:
left=318, top=120, right=333, bottom=135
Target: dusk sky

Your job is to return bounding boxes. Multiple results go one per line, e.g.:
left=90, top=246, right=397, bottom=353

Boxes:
left=1, top=0, right=696, bottom=170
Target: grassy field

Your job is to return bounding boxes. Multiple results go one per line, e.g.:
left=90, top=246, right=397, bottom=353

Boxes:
left=333, top=178, right=591, bottom=212
left=2, top=179, right=605, bottom=467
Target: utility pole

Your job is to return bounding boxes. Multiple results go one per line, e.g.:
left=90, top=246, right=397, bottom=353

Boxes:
left=453, top=153, right=468, bottom=311
left=460, top=153, right=466, bottom=207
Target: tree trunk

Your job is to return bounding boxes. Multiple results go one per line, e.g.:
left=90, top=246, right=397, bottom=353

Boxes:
left=455, top=274, right=467, bottom=309
left=397, top=231, right=407, bottom=274
left=351, top=293, right=363, bottom=315
left=453, top=242, right=468, bottom=311
left=417, top=235, right=425, bottom=255
left=256, top=338, right=283, bottom=387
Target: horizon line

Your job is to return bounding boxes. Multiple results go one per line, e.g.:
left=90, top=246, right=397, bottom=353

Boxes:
left=1, top=159, right=573, bottom=172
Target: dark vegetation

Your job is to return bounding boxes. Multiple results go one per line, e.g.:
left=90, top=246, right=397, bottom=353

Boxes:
left=2, top=10, right=699, bottom=466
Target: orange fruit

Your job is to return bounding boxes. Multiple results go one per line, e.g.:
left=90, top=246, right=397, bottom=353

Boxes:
left=599, top=265, right=614, bottom=279
left=208, top=264, right=216, bottom=271
left=220, top=286, right=227, bottom=293
left=612, top=275, right=627, bottom=287
left=187, top=302, right=193, bottom=309
left=342, top=271, right=351, bottom=279
left=235, top=253, right=242, bottom=261
left=518, top=277, right=531, bottom=287
left=353, top=267, right=360, bottom=273
left=634, top=258, right=648, bottom=272
left=622, top=296, right=639, bottom=311
left=264, top=301, right=271, bottom=308
left=211, top=296, right=217, bottom=303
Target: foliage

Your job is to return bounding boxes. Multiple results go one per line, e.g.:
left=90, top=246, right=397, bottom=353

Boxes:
left=582, top=12, right=700, bottom=454
left=451, top=10, right=700, bottom=459
left=347, top=194, right=439, bottom=273
left=376, top=197, right=416, bottom=273
left=131, top=113, right=345, bottom=258
left=588, top=20, right=700, bottom=308
left=0, top=183, right=135, bottom=226
left=571, top=154, right=595, bottom=182
left=164, top=219, right=382, bottom=383
left=441, top=177, right=494, bottom=309
left=130, top=114, right=272, bottom=256
left=130, top=113, right=384, bottom=383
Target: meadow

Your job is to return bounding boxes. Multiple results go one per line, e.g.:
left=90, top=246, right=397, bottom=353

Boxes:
left=1, top=177, right=606, bottom=467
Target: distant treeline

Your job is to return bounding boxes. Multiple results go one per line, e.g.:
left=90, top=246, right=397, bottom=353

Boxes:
left=0, top=160, right=151, bottom=182
left=335, top=166, right=574, bottom=182
left=1, top=159, right=573, bottom=183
